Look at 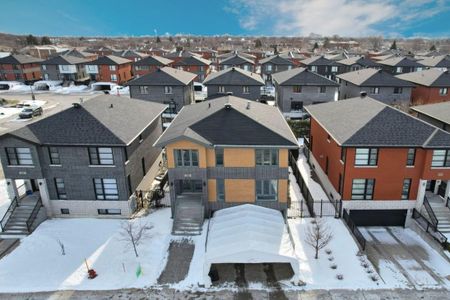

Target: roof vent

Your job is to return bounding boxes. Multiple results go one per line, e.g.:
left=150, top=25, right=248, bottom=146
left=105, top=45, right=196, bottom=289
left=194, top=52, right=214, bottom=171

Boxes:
left=208, top=102, right=211, bottom=109
left=224, top=103, right=232, bottom=109
left=360, top=91, right=367, bottom=98
left=110, top=103, right=114, bottom=108
left=246, top=101, right=251, bottom=109
left=72, top=103, right=81, bottom=108
left=231, top=67, right=235, bottom=71
left=226, top=92, right=233, bottom=96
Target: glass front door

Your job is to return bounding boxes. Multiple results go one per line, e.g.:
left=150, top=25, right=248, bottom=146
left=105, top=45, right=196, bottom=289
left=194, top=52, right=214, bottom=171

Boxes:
left=178, top=180, right=202, bottom=194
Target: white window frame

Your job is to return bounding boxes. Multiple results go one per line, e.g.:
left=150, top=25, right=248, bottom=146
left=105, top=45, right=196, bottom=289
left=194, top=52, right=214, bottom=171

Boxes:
left=164, top=86, right=173, bottom=94
left=439, top=87, right=448, bottom=96
left=110, top=74, right=117, bottom=81
left=109, top=65, right=116, bottom=71
left=139, top=86, right=149, bottom=94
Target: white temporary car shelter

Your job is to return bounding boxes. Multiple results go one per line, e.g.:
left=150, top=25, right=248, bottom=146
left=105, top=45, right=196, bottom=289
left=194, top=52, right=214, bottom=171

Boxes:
left=203, top=204, right=299, bottom=287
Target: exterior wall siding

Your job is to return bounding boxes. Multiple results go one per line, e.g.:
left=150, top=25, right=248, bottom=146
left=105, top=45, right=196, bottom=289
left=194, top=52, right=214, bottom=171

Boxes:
left=205, top=84, right=261, bottom=100
left=276, top=84, right=337, bottom=112
left=130, top=84, right=193, bottom=112
left=339, top=81, right=412, bottom=104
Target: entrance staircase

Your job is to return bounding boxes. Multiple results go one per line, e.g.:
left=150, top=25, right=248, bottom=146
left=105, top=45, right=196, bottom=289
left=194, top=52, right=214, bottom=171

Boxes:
left=422, top=193, right=450, bottom=235
left=172, top=194, right=204, bottom=236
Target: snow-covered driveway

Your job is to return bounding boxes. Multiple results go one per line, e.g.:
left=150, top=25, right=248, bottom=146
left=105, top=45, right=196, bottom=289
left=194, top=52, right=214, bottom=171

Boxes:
left=360, top=227, right=450, bottom=290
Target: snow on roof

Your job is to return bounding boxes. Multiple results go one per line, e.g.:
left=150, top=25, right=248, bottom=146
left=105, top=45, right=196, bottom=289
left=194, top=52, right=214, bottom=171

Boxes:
left=203, top=204, right=299, bottom=287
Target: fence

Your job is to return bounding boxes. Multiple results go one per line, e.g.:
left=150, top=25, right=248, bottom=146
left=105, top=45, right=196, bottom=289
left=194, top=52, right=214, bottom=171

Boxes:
left=342, top=209, right=367, bottom=250
left=412, top=209, right=448, bottom=244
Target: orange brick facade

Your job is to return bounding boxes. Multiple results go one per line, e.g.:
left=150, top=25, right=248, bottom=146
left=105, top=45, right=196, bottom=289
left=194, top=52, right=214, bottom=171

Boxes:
left=0, top=63, right=42, bottom=82
left=95, top=63, right=132, bottom=84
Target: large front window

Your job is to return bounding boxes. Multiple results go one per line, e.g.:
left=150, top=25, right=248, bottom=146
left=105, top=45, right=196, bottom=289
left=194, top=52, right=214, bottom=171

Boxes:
left=355, top=148, right=378, bottom=166
left=256, top=149, right=278, bottom=166
left=351, top=179, right=375, bottom=200
left=174, top=149, right=199, bottom=167
left=164, top=86, right=173, bottom=94
left=94, top=178, right=119, bottom=200
left=89, top=147, right=114, bottom=165
left=6, top=147, right=33, bottom=165
left=256, top=180, right=278, bottom=201
left=431, top=149, right=450, bottom=167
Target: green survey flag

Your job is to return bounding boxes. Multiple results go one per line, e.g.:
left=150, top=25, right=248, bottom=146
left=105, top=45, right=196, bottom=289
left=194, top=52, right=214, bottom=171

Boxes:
left=136, top=264, right=142, bottom=278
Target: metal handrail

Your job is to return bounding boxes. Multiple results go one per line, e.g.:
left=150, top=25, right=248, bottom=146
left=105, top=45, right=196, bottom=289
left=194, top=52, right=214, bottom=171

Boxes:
left=26, top=197, right=42, bottom=233
left=423, top=196, right=439, bottom=226
left=0, top=197, right=18, bottom=231
left=446, top=196, right=450, bottom=209
left=412, top=208, right=447, bottom=244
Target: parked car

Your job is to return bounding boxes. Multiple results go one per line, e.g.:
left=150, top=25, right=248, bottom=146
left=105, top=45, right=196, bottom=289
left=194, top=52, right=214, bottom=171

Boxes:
left=19, top=106, right=43, bottom=119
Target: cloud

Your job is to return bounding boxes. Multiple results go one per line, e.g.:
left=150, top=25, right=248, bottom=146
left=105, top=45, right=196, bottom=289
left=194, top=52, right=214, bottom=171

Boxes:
left=225, top=0, right=449, bottom=37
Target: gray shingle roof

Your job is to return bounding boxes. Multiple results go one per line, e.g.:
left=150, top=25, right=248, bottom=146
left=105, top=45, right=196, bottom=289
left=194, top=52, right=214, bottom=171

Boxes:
left=41, top=55, right=88, bottom=65
left=154, top=96, right=298, bottom=148
left=337, top=68, right=415, bottom=87
left=133, top=55, right=173, bottom=66
left=396, top=69, right=450, bottom=87
left=418, top=55, right=450, bottom=68
left=272, top=67, right=339, bottom=86
left=378, top=57, right=424, bottom=67
left=85, top=55, right=132, bottom=65
left=305, top=96, right=450, bottom=148
left=173, top=55, right=211, bottom=66
left=411, top=102, right=450, bottom=126
left=3, top=95, right=167, bottom=146
left=337, top=56, right=380, bottom=68
left=259, top=55, right=294, bottom=65
left=203, top=67, right=264, bottom=86
left=220, top=54, right=254, bottom=66
left=126, top=67, right=196, bottom=86
left=300, top=56, right=338, bottom=66
left=0, top=54, right=43, bottom=64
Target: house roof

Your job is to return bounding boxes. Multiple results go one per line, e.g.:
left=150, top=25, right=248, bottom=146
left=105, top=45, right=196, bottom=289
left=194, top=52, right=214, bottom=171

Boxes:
left=165, top=50, right=201, bottom=58
left=203, top=67, right=264, bottom=86
left=133, top=55, right=173, bottom=66
left=114, top=49, right=148, bottom=59
left=272, top=67, right=339, bottom=86
left=337, top=68, right=415, bottom=87
left=41, top=55, right=88, bottom=65
left=126, top=66, right=196, bottom=86
left=173, top=55, right=211, bottom=66
left=59, top=49, right=94, bottom=58
left=300, top=56, right=338, bottom=66
left=85, top=55, right=132, bottom=65
left=3, top=95, right=167, bottom=146
left=305, top=96, right=450, bottom=148
left=396, top=69, right=450, bottom=87
left=378, top=57, right=424, bottom=67
left=411, top=102, right=450, bottom=126
left=337, top=56, right=380, bottom=68
left=418, top=55, right=450, bottom=68
left=154, top=96, right=298, bottom=148
left=259, top=55, right=294, bottom=65
left=219, top=54, right=255, bottom=66
left=0, top=54, right=43, bottom=64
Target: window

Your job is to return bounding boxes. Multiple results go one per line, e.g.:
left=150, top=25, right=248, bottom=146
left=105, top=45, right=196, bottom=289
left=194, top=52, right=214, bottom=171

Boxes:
left=199, top=66, right=204, bottom=71
left=242, top=86, right=250, bottom=94
left=216, top=148, right=224, bottom=166
left=266, top=64, right=272, bottom=71
left=255, top=149, right=278, bottom=166
left=331, top=66, right=338, bottom=72
left=396, top=67, right=403, bottom=73
left=311, top=66, right=317, bottom=72
left=218, top=86, right=226, bottom=93
left=110, top=74, right=117, bottom=81
left=291, top=101, right=303, bottom=111
left=293, top=86, right=302, bottom=93
left=351, top=179, right=375, bottom=200
left=55, top=178, right=67, bottom=199
left=406, top=148, right=416, bottom=166
left=60, top=208, right=70, bottom=215
left=164, top=86, right=173, bottom=94
left=340, top=147, right=346, bottom=162
left=109, top=65, right=116, bottom=71
left=139, top=86, right=149, bottom=94
left=42, top=65, right=47, bottom=70
left=355, top=148, right=378, bottom=166
left=319, top=86, right=326, bottom=93
left=163, top=101, right=177, bottom=114
left=139, top=134, right=143, bottom=143
left=256, top=180, right=278, bottom=201
left=217, top=179, right=225, bottom=201
left=94, top=178, right=119, bottom=200
left=48, top=147, right=60, bottom=165
left=440, top=88, right=448, bottom=96
left=89, top=147, right=114, bottom=165
left=393, top=87, right=403, bottom=94
left=61, top=65, right=69, bottom=71
left=5, top=147, right=33, bottom=165
left=431, top=149, right=450, bottom=167
left=98, top=209, right=121, bottom=215
left=370, top=87, right=380, bottom=94
left=288, top=65, right=292, bottom=70
left=174, top=149, right=199, bottom=167
left=401, top=178, right=412, bottom=200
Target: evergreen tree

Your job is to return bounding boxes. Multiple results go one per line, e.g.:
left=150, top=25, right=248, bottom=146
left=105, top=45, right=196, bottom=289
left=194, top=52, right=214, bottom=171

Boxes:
left=312, top=42, right=319, bottom=51
left=156, top=36, right=161, bottom=43
left=40, top=36, right=51, bottom=45
left=390, top=40, right=397, bottom=50
left=26, top=34, right=39, bottom=45
left=323, top=37, right=330, bottom=49
left=430, top=44, right=437, bottom=51
left=254, top=39, right=262, bottom=48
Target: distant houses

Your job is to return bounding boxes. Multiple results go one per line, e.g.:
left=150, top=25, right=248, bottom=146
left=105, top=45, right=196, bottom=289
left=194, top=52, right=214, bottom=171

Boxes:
left=0, top=54, right=43, bottom=83
left=40, top=55, right=89, bottom=83
left=85, top=55, right=133, bottom=84
left=132, top=55, right=173, bottom=77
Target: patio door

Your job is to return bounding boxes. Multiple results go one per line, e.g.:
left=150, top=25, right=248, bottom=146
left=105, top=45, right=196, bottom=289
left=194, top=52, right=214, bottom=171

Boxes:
left=178, top=180, right=203, bottom=194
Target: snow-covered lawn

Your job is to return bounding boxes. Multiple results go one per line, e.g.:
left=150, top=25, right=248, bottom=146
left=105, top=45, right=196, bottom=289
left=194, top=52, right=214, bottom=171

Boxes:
left=0, top=179, right=11, bottom=220
left=297, top=153, right=329, bottom=201
left=0, top=209, right=172, bottom=293
left=288, top=217, right=381, bottom=290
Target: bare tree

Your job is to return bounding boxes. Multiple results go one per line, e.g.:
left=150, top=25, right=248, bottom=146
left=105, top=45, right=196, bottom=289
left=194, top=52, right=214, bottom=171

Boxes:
left=120, top=221, right=153, bottom=257
left=305, top=218, right=333, bottom=259
left=56, top=238, right=65, bottom=256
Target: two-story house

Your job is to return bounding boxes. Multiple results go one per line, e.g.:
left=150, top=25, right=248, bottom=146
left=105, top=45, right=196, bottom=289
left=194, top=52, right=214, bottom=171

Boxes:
left=85, top=55, right=132, bottom=84
left=299, top=56, right=342, bottom=80
left=172, top=55, right=212, bottom=82
left=378, top=57, right=424, bottom=75
left=259, top=55, right=294, bottom=82
left=396, top=69, right=450, bottom=105
left=203, top=67, right=264, bottom=101
left=153, top=96, right=298, bottom=234
left=132, top=55, right=173, bottom=78
left=337, top=56, right=381, bottom=73
left=0, top=54, right=43, bottom=83
left=337, top=68, right=414, bottom=105
left=58, top=48, right=98, bottom=61
left=40, top=55, right=89, bottom=83
left=219, top=54, right=255, bottom=72
left=305, top=95, right=450, bottom=226
left=272, top=68, right=339, bottom=117
left=0, top=95, right=167, bottom=225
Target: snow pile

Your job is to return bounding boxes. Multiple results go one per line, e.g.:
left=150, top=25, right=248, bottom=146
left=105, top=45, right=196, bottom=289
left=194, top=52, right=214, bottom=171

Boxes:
left=297, top=153, right=329, bottom=201
left=204, top=204, right=299, bottom=287
left=33, top=80, right=63, bottom=90
left=288, top=217, right=380, bottom=289
left=0, top=209, right=172, bottom=292
left=54, top=84, right=89, bottom=94
left=0, top=107, right=22, bottom=119
left=0, top=179, right=11, bottom=221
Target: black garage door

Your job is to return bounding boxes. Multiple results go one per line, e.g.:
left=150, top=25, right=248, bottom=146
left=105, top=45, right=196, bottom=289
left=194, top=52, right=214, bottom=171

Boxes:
left=349, top=209, right=407, bottom=226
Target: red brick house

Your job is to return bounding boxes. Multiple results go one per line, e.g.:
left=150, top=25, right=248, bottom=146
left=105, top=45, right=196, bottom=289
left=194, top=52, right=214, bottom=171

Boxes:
left=172, top=55, right=212, bottom=82
left=304, top=95, right=450, bottom=227
left=85, top=55, right=132, bottom=84
left=397, top=69, right=450, bottom=105
left=132, top=55, right=173, bottom=77
left=0, top=54, right=43, bottom=82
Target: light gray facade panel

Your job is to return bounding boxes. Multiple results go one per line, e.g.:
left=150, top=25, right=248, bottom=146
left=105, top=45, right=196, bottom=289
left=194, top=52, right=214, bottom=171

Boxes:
left=206, top=85, right=261, bottom=100
left=0, top=136, right=43, bottom=179
left=207, top=167, right=288, bottom=179
left=339, top=81, right=412, bottom=104
left=129, top=84, right=193, bottom=112
left=275, top=84, right=337, bottom=112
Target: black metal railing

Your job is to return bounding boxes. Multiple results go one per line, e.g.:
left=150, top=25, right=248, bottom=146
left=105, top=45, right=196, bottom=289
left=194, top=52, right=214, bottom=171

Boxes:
left=343, top=209, right=366, bottom=250
left=0, top=197, right=18, bottom=232
left=288, top=199, right=341, bottom=218
left=412, top=209, right=448, bottom=244
left=423, top=196, right=439, bottom=226
left=26, top=197, right=42, bottom=233
left=446, top=197, right=450, bottom=209
left=289, top=152, right=315, bottom=217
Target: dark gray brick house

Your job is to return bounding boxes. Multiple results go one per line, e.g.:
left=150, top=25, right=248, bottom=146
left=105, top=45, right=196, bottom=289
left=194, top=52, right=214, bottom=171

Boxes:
left=259, top=55, right=294, bottom=83
left=40, top=55, right=89, bottom=82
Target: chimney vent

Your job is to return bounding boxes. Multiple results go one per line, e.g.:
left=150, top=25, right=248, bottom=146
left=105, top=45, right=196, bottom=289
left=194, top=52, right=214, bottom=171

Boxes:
left=72, top=103, right=81, bottom=108
left=208, top=102, right=211, bottom=109
left=110, top=103, right=114, bottom=108
left=246, top=101, right=251, bottom=109
left=224, top=103, right=232, bottom=109
left=226, top=92, right=233, bottom=96
left=360, top=91, right=367, bottom=98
